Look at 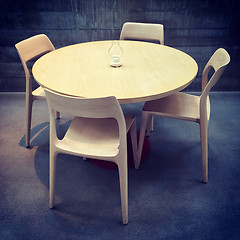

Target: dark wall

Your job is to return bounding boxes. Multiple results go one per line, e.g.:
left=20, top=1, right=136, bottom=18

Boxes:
left=0, top=0, right=239, bottom=92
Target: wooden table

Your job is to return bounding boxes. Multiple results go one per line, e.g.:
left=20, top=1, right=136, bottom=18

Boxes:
left=32, top=40, right=198, bottom=104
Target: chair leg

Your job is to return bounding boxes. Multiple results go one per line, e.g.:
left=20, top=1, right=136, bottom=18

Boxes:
left=137, top=111, right=149, bottom=167
left=200, top=120, right=208, bottom=183
left=129, top=119, right=138, bottom=169
left=151, top=116, right=154, bottom=132
left=26, top=98, right=33, bottom=148
left=117, top=156, right=128, bottom=224
left=146, top=115, right=154, bottom=137
left=49, top=148, right=57, bottom=208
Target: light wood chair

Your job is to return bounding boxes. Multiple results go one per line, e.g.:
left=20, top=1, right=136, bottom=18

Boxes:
left=120, top=22, right=164, bottom=44
left=15, top=34, right=59, bottom=147
left=138, top=48, right=230, bottom=183
left=120, top=22, right=164, bottom=135
left=44, top=89, right=138, bottom=224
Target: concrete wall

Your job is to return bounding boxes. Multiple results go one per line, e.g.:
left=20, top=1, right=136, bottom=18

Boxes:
left=0, top=0, right=239, bottom=91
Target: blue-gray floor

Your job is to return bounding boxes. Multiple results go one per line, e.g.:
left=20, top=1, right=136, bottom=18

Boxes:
left=0, top=92, right=240, bottom=240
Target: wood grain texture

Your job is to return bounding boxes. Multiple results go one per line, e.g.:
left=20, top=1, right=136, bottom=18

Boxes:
left=33, top=40, right=198, bottom=103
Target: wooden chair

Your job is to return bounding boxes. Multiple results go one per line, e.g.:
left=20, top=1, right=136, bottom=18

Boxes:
left=15, top=34, right=59, bottom=147
left=120, top=22, right=164, bottom=44
left=120, top=22, right=164, bottom=135
left=138, top=48, right=230, bottom=183
left=44, top=89, right=138, bottom=224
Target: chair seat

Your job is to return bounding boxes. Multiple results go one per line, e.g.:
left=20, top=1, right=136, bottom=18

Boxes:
left=56, top=114, right=135, bottom=158
left=143, top=92, right=201, bottom=122
left=32, top=86, right=45, bottom=98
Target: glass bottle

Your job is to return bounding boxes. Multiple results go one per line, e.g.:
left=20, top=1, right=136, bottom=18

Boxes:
left=108, top=41, right=123, bottom=67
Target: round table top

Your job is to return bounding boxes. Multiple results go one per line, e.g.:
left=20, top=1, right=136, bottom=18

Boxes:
left=33, top=40, right=198, bottom=104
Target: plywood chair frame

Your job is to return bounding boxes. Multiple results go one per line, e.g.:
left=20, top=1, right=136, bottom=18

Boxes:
left=138, top=48, right=230, bottom=183
left=44, top=89, right=138, bottom=224
left=15, top=34, right=59, bottom=147
left=120, top=22, right=164, bottom=134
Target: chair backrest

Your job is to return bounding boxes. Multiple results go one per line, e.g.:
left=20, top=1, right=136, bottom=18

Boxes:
left=201, top=48, right=230, bottom=100
left=15, top=34, right=55, bottom=84
left=44, top=89, right=127, bottom=150
left=200, top=48, right=230, bottom=120
left=120, top=22, right=164, bottom=45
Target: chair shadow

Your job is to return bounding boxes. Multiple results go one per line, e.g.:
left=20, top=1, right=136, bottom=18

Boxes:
left=19, top=122, right=50, bottom=149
